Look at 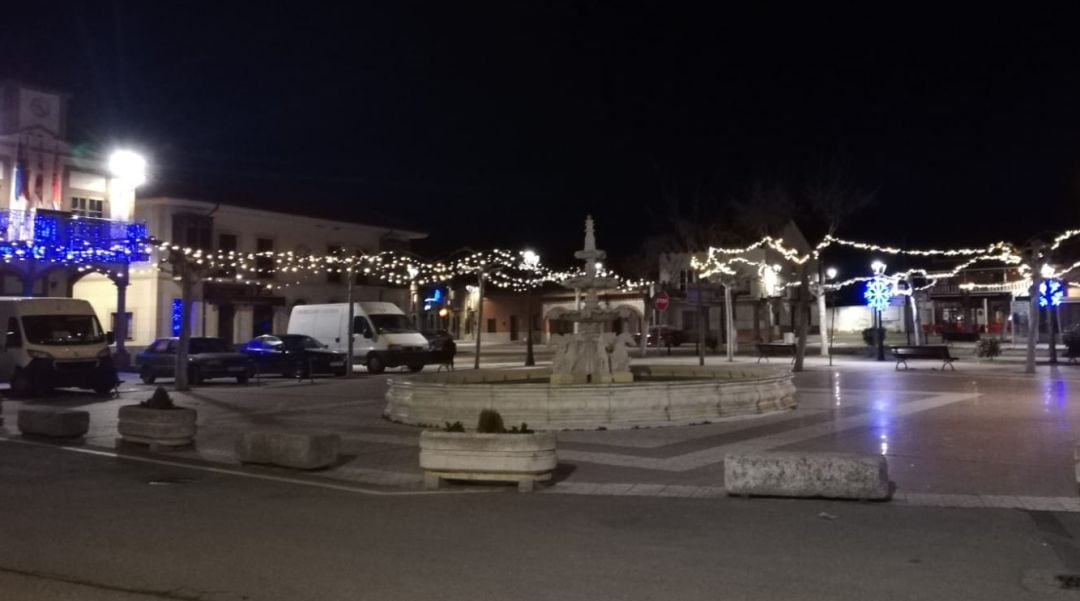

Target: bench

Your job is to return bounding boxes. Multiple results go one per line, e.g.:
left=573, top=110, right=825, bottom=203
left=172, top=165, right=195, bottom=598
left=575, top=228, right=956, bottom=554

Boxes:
left=756, top=343, right=796, bottom=364
left=890, top=345, right=957, bottom=371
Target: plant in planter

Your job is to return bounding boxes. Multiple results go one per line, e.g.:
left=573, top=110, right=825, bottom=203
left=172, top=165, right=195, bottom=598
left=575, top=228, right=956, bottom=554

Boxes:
left=420, top=409, right=556, bottom=492
left=862, top=327, right=886, bottom=346
left=974, top=338, right=1002, bottom=360
left=117, top=386, right=197, bottom=451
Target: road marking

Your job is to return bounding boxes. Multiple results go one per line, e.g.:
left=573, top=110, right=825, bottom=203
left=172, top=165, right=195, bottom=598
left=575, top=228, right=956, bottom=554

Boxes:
left=558, top=391, right=980, bottom=471
left=0, top=436, right=490, bottom=498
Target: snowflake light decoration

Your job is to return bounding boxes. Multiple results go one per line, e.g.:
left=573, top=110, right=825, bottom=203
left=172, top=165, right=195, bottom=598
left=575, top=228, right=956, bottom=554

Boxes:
left=863, top=277, right=894, bottom=311
left=1039, top=279, right=1065, bottom=308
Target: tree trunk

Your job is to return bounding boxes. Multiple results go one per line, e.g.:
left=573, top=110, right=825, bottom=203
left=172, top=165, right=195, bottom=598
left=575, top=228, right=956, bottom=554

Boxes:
left=817, top=285, right=829, bottom=356
left=793, top=264, right=810, bottom=372
left=1025, top=267, right=1041, bottom=374
left=175, top=263, right=195, bottom=391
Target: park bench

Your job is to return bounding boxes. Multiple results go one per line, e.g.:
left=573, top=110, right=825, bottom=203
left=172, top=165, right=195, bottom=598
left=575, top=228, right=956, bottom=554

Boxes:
left=756, top=343, right=796, bottom=364
left=890, top=345, right=957, bottom=371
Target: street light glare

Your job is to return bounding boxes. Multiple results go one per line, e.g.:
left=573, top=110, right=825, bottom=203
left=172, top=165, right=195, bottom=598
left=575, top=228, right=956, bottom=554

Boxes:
left=108, top=150, right=147, bottom=187
left=522, top=250, right=540, bottom=268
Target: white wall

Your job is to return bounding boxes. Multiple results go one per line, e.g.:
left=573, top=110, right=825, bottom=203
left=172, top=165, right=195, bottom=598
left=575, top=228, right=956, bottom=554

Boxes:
left=828, top=304, right=905, bottom=333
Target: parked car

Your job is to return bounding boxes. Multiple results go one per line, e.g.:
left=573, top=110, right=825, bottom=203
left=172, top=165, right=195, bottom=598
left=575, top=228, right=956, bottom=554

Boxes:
left=136, top=337, right=255, bottom=385
left=421, top=329, right=455, bottom=353
left=241, top=334, right=349, bottom=378
left=633, top=326, right=687, bottom=347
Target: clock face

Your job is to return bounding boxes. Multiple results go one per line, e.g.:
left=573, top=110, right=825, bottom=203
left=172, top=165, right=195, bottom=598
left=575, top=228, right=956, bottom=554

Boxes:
left=29, top=97, right=51, bottom=119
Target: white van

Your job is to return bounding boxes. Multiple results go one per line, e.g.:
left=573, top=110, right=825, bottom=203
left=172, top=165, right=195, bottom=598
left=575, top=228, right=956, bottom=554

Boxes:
left=287, top=302, right=430, bottom=374
left=0, top=297, right=118, bottom=396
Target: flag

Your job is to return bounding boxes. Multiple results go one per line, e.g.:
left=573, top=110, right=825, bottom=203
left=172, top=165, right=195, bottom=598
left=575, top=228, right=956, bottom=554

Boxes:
left=32, top=149, right=44, bottom=207
left=51, top=147, right=62, bottom=210
left=12, top=139, right=27, bottom=205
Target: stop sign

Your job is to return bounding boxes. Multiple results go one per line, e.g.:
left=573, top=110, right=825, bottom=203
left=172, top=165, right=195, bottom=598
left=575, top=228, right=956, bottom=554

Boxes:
left=654, top=292, right=670, bottom=312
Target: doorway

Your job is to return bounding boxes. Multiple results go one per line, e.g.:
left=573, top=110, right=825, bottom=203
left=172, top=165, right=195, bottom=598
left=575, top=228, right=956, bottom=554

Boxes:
left=253, top=305, right=274, bottom=337
left=218, top=304, right=235, bottom=342
left=509, top=315, right=520, bottom=341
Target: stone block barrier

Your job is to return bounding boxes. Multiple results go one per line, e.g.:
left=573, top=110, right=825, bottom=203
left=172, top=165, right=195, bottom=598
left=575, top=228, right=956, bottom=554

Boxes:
left=724, top=451, right=892, bottom=501
left=236, top=431, right=340, bottom=470
left=17, top=408, right=90, bottom=438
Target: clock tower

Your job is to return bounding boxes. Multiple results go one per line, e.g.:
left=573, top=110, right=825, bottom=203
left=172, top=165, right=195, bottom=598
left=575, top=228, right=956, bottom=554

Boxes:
left=0, top=82, right=66, bottom=137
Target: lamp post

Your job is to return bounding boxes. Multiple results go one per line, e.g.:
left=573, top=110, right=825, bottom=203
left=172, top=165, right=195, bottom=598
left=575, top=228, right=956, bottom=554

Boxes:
left=522, top=250, right=540, bottom=367
left=407, top=264, right=420, bottom=331
left=866, top=261, right=890, bottom=362
left=107, top=149, right=147, bottom=371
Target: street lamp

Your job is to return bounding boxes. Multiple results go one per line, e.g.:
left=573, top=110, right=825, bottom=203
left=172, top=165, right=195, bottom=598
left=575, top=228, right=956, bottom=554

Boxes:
left=406, top=265, right=420, bottom=330
left=106, top=149, right=147, bottom=371
left=108, top=150, right=147, bottom=187
left=522, top=250, right=541, bottom=366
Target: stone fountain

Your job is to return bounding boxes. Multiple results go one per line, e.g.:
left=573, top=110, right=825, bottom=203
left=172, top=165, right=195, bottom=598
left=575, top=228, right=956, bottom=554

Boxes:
left=384, top=216, right=797, bottom=431
left=547, top=216, right=635, bottom=384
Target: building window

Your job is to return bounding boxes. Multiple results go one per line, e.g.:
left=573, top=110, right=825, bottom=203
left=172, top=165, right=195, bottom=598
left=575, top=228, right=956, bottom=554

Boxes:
left=326, top=245, right=343, bottom=284
left=110, top=312, right=134, bottom=340
left=71, top=197, right=104, bottom=218
left=172, top=213, right=213, bottom=250
left=487, top=318, right=497, bottom=333
left=256, top=238, right=274, bottom=279
left=217, top=234, right=238, bottom=278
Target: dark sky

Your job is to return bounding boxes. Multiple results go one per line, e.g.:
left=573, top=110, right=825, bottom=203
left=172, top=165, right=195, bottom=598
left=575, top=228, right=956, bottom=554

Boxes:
left=6, top=3, right=1080, bottom=264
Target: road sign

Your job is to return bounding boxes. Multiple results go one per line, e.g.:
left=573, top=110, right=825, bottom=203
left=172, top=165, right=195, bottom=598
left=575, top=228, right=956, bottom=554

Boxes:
left=654, top=292, right=670, bottom=312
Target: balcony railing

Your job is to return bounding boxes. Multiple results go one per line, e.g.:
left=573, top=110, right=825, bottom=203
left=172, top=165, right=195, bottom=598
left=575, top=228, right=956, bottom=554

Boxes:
left=0, top=209, right=149, bottom=263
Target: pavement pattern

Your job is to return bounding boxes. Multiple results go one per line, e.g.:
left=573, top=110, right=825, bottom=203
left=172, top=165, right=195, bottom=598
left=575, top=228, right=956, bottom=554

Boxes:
left=3, top=353, right=1080, bottom=508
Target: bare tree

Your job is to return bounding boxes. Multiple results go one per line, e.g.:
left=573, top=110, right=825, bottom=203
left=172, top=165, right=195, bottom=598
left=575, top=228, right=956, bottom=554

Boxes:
left=164, top=248, right=205, bottom=391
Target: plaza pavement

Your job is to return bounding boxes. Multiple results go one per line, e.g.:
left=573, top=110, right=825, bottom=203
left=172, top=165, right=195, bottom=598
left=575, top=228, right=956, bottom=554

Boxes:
left=3, top=349, right=1080, bottom=512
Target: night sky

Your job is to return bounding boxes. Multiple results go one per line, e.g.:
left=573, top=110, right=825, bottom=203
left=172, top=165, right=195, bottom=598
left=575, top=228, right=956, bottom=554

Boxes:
left=6, top=3, right=1080, bottom=265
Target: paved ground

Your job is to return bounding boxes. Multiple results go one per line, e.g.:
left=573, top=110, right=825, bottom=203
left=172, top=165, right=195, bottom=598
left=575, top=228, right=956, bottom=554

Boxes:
left=6, top=347, right=1080, bottom=598
left=3, top=347, right=1080, bottom=506
left=2, top=440, right=1080, bottom=600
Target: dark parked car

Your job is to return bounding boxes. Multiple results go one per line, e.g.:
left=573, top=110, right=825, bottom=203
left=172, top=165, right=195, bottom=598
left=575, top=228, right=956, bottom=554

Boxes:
left=136, top=337, right=255, bottom=385
left=633, top=326, right=687, bottom=347
left=241, top=334, right=349, bottom=378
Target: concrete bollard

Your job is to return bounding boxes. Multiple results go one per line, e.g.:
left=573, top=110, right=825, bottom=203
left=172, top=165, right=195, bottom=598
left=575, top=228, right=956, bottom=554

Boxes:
left=724, top=451, right=892, bottom=501
left=236, top=431, right=340, bottom=470
left=17, top=408, right=90, bottom=439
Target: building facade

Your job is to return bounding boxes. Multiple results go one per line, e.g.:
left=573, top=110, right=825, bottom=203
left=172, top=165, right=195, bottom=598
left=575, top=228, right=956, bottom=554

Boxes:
left=75, top=197, right=426, bottom=348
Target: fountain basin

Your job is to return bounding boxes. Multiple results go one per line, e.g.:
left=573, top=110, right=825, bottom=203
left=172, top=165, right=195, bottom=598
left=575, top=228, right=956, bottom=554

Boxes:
left=384, top=364, right=796, bottom=430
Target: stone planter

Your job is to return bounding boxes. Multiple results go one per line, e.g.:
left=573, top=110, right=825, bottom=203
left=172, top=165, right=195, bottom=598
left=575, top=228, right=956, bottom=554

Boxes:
left=419, top=430, right=557, bottom=492
left=117, top=405, right=197, bottom=450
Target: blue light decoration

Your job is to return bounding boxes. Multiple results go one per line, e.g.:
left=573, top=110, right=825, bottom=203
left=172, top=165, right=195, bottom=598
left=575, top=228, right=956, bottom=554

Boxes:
left=423, top=287, right=445, bottom=311
left=171, top=298, right=183, bottom=336
left=863, top=277, right=894, bottom=312
left=1039, top=278, right=1065, bottom=308
left=0, top=210, right=149, bottom=265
